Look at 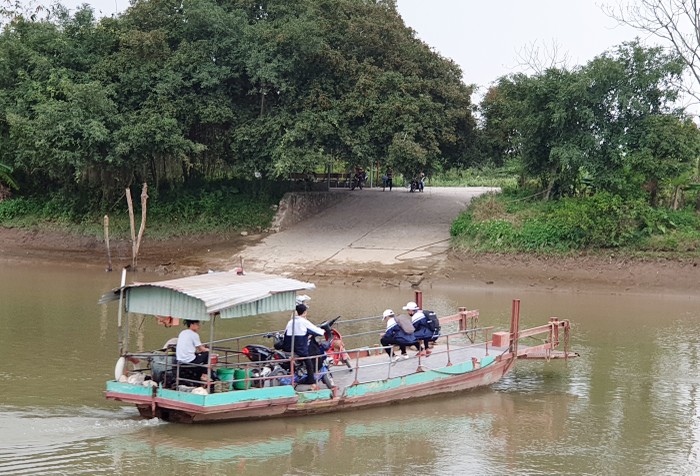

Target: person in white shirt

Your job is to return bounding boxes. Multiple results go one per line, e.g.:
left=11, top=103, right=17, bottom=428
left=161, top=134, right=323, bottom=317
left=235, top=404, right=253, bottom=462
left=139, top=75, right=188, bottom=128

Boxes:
left=176, top=320, right=210, bottom=382
left=283, top=304, right=324, bottom=385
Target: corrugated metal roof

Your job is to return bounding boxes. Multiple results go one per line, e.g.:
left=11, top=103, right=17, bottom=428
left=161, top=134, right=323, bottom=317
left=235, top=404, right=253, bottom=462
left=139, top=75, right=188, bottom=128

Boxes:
left=100, top=271, right=315, bottom=320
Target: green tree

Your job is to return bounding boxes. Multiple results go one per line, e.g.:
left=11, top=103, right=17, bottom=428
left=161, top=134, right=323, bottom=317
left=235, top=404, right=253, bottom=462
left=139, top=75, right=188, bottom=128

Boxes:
left=486, top=41, right=697, bottom=204
left=0, top=0, right=476, bottom=206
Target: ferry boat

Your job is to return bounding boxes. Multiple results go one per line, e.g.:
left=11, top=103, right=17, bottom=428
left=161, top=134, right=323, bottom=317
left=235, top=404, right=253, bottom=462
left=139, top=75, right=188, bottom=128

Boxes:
left=100, top=269, right=574, bottom=423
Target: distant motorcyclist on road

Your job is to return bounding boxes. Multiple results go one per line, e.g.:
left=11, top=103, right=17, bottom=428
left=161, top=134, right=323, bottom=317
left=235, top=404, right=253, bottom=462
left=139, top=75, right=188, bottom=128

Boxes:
left=351, top=166, right=367, bottom=190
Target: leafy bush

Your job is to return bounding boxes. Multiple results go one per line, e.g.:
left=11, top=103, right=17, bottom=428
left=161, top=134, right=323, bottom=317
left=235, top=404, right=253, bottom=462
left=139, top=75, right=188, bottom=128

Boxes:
left=451, top=189, right=700, bottom=254
left=0, top=180, right=283, bottom=238
left=430, top=167, right=518, bottom=188
left=0, top=197, right=31, bottom=221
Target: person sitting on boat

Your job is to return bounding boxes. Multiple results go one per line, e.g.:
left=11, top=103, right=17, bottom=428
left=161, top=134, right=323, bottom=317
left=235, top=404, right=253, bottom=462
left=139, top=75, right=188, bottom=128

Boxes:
left=404, top=301, right=432, bottom=356
left=380, top=309, right=417, bottom=361
left=283, top=304, right=325, bottom=385
left=176, top=320, right=210, bottom=383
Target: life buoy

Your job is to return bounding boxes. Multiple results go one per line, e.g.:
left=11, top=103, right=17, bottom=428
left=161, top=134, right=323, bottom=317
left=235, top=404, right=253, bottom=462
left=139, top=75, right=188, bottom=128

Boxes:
left=114, top=356, right=126, bottom=381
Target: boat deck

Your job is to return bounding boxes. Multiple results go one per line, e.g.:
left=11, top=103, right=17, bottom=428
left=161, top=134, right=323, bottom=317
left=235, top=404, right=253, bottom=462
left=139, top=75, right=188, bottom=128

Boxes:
left=298, top=340, right=509, bottom=393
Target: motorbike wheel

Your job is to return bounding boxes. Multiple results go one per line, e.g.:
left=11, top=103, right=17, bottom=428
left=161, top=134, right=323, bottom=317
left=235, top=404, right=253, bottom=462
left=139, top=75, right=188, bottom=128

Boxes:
left=322, top=371, right=335, bottom=389
left=270, top=368, right=287, bottom=387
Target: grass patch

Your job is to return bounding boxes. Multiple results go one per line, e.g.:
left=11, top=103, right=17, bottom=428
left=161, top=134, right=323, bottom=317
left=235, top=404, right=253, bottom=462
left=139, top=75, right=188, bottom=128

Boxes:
left=0, top=181, right=283, bottom=240
left=451, top=189, right=700, bottom=256
left=428, top=166, right=518, bottom=188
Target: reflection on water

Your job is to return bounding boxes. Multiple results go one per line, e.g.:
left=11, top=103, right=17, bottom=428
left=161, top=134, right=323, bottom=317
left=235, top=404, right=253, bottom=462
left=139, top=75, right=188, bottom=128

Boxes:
left=1, top=261, right=700, bottom=474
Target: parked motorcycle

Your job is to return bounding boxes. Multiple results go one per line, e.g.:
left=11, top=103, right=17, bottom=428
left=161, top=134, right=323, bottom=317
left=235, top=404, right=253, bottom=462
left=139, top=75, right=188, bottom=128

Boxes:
left=350, top=172, right=367, bottom=190
left=242, top=330, right=335, bottom=388
left=409, top=178, right=424, bottom=192
left=240, top=338, right=287, bottom=388
left=321, top=316, right=353, bottom=371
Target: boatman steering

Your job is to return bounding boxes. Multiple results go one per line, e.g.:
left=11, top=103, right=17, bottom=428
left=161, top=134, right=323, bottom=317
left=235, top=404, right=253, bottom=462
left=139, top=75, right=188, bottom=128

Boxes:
left=176, top=319, right=210, bottom=383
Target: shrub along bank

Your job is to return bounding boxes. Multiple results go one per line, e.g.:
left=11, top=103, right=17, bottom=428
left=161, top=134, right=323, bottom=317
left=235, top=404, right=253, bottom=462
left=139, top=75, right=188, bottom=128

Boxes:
left=0, top=180, right=283, bottom=240
left=451, top=189, right=700, bottom=256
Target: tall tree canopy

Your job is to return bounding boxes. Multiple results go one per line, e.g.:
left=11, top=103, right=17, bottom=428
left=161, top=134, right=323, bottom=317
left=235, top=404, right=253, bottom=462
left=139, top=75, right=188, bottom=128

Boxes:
left=0, top=0, right=475, bottom=204
left=478, top=41, right=700, bottom=204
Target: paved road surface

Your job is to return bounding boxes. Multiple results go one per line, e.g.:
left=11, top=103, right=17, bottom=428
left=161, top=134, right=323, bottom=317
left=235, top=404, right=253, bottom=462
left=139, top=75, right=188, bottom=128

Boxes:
left=240, top=186, right=498, bottom=277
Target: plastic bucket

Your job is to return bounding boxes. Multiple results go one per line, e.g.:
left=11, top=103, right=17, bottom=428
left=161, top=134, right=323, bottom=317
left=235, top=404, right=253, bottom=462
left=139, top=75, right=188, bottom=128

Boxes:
left=233, top=368, right=250, bottom=390
left=216, top=367, right=234, bottom=391
left=210, top=354, right=218, bottom=365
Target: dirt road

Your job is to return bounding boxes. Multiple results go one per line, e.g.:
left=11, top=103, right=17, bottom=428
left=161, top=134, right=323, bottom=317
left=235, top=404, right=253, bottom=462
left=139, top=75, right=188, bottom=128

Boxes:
left=239, top=187, right=497, bottom=282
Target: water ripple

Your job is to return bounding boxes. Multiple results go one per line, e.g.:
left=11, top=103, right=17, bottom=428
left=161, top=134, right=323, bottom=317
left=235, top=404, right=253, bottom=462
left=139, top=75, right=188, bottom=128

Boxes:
left=0, top=406, right=164, bottom=475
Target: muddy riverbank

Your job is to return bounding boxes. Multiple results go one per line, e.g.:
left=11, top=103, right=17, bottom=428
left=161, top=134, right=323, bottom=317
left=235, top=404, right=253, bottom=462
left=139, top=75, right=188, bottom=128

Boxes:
left=1, top=226, right=697, bottom=295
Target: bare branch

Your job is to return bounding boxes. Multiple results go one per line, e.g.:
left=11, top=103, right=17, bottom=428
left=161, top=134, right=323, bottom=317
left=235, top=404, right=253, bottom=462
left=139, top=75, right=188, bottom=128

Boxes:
left=515, top=39, right=571, bottom=75
left=603, top=0, right=700, bottom=105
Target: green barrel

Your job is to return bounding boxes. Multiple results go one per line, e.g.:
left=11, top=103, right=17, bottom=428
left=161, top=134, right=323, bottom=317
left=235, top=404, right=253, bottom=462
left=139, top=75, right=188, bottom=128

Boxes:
left=233, top=368, right=250, bottom=390
left=216, top=367, right=235, bottom=391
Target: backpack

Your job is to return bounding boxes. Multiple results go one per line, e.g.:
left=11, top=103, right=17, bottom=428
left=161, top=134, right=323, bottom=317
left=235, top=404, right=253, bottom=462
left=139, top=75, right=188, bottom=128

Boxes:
left=394, top=314, right=416, bottom=334
left=424, top=310, right=440, bottom=334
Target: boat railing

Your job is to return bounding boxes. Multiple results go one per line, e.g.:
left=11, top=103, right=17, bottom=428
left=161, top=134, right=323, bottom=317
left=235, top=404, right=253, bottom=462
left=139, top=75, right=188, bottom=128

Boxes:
left=116, top=312, right=499, bottom=392
left=363, top=326, right=502, bottom=381
left=202, top=327, right=500, bottom=390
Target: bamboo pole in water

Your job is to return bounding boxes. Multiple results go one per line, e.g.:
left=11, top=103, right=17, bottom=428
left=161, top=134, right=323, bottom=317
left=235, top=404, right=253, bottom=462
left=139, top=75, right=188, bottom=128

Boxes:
left=126, top=183, right=149, bottom=269
left=126, top=188, right=136, bottom=268
left=104, top=214, right=112, bottom=272
left=118, top=267, right=127, bottom=355
left=134, top=183, right=148, bottom=267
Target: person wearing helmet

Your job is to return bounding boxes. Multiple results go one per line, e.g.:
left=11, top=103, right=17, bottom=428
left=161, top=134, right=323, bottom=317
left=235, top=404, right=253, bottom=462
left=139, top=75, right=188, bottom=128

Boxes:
left=404, top=301, right=431, bottom=356
left=380, top=309, right=416, bottom=361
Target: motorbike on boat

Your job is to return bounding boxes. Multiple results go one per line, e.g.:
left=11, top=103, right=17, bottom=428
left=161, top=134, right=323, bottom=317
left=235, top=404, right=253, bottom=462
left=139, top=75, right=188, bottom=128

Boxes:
left=242, top=322, right=338, bottom=389
left=320, top=316, right=353, bottom=371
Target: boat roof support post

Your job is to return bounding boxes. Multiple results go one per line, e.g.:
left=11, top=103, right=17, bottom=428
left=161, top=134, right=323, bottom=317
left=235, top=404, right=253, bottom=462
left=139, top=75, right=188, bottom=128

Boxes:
left=207, top=314, right=215, bottom=384
left=414, top=290, right=423, bottom=310
left=117, top=268, right=127, bottom=355
left=290, top=312, right=296, bottom=377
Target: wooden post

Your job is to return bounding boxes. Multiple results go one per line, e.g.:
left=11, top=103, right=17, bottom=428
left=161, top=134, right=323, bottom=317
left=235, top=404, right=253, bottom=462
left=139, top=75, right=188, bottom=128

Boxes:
left=104, top=214, right=112, bottom=272
left=414, top=290, right=423, bottom=310
left=510, top=299, right=520, bottom=356
left=126, top=188, right=136, bottom=268
left=126, top=183, right=149, bottom=269
left=117, top=268, right=127, bottom=355
left=134, top=183, right=149, bottom=266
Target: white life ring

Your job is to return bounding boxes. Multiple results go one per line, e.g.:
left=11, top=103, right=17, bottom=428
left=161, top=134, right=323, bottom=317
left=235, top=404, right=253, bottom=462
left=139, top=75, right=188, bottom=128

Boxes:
left=114, top=356, right=126, bottom=381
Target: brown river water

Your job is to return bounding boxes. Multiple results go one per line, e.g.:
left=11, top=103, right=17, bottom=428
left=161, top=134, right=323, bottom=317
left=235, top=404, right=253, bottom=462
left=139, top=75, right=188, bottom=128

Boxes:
left=1, top=261, right=699, bottom=475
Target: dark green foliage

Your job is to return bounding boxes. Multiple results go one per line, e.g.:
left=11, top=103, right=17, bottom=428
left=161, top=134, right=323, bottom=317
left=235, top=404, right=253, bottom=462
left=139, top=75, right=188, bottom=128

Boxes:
left=0, top=180, right=282, bottom=237
left=476, top=41, right=700, bottom=206
left=0, top=0, right=475, bottom=207
left=0, top=195, right=29, bottom=221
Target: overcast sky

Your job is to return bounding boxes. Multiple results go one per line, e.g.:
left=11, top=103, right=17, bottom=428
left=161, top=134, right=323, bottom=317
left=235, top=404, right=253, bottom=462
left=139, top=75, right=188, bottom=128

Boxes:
left=397, top=0, right=643, bottom=91
left=49, top=0, right=648, bottom=92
